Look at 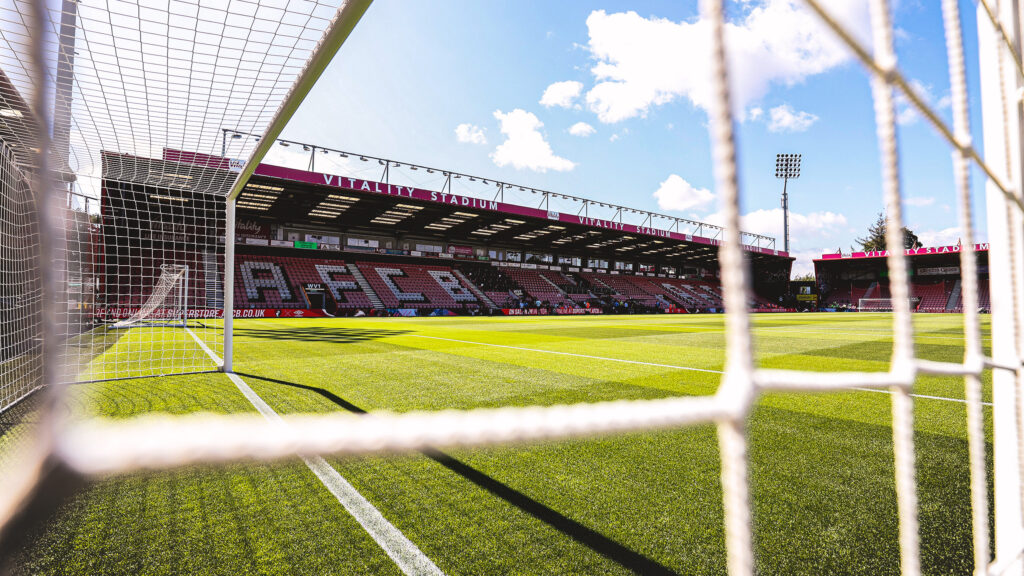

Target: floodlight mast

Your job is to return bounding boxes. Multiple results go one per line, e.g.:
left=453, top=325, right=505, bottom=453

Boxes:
left=774, top=153, right=801, bottom=253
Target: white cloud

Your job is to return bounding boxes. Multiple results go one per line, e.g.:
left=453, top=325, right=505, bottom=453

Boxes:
left=540, top=81, right=584, bottom=108
left=583, top=1, right=869, bottom=123
left=733, top=208, right=846, bottom=239
left=788, top=249, right=827, bottom=278
left=904, top=196, right=935, bottom=207
left=653, top=174, right=715, bottom=212
left=915, top=227, right=962, bottom=247
left=703, top=208, right=848, bottom=277
left=569, top=121, right=596, bottom=137
left=454, top=123, right=487, bottom=145
left=749, top=107, right=764, bottom=121
left=767, top=104, right=818, bottom=132
left=609, top=133, right=620, bottom=142
left=491, top=109, right=576, bottom=172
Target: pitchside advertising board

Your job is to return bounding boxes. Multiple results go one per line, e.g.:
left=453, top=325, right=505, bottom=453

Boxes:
left=248, top=164, right=787, bottom=257
left=97, top=308, right=332, bottom=319
left=502, top=308, right=604, bottom=315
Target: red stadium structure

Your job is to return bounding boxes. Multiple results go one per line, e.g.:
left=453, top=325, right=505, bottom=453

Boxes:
left=96, top=147, right=794, bottom=319
left=813, top=245, right=990, bottom=312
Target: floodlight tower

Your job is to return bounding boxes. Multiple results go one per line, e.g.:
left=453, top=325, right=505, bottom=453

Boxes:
left=775, top=153, right=801, bottom=253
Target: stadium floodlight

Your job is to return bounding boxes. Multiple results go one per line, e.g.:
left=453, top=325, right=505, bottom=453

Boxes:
left=774, top=153, right=801, bottom=253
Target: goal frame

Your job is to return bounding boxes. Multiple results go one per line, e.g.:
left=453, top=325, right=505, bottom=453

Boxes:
left=857, top=297, right=920, bottom=312
left=109, top=264, right=190, bottom=329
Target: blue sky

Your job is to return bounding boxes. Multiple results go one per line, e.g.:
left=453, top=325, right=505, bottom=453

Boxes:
left=274, top=0, right=990, bottom=276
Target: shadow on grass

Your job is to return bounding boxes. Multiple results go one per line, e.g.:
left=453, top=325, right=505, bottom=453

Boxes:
left=234, top=326, right=409, bottom=345
left=236, top=372, right=681, bottom=576
left=0, top=389, right=42, bottom=446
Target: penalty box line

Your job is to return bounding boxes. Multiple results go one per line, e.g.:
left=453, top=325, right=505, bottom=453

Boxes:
left=408, top=334, right=992, bottom=407
left=186, top=328, right=444, bottom=576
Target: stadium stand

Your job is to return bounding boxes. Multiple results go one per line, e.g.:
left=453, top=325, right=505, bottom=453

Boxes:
left=503, top=268, right=576, bottom=307
left=356, top=261, right=480, bottom=310
left=235, top=255, right=372, bottom=310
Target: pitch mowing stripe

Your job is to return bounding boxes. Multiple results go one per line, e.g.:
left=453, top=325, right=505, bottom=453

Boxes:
left=409, top=334, right=724, bottom=374
left=187, top=328, right=445, bottom=576
left=408, top=334, right=992, bottom=406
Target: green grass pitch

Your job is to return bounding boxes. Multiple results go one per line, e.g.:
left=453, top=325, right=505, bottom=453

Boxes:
left=3, top=313, right=993, bottom=575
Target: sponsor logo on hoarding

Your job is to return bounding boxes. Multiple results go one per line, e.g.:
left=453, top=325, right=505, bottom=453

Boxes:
left=547, top=210, right=560, bottom=220
left=553, top=307, right=604, bottom=315
left=502, top=308, right=549, bottom=316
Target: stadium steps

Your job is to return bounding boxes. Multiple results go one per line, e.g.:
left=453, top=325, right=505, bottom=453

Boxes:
left=453, top=269, right=497, bottom=308
left=204, top=251, right=223, bottom=307
left=538, top=273, right=568, bottom=295
left=946, top=279, right=962, bottom=311
left=863, top=281, right=878, bottom=300
left=585, top=274, right=614, bottom=292
left=346, top=264, right=385, bottom=310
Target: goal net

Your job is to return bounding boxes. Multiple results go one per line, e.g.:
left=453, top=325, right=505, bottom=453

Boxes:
left=857, top=298, right=920, bottom=312
left=110, top=264, right=189, bottom=329
left=2, top=0, right=1024, bottom=575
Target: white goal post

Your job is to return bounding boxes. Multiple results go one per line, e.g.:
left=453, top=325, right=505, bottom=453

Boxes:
left=110, top=264, right=189, bottom=329
left=857, top=297, right=920, bottom=312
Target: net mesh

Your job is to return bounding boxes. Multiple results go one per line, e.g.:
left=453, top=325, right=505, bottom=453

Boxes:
left=110, top=263, right=188, bottom=328
left=0, top=136, right=41, bottom=414
left=1, top=0, right=1023, bottom=575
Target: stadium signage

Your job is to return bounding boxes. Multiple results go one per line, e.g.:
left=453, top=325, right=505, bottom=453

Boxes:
left=577, top=216, right=626, bottom=231
left=96, top=308, right=330, bottom=319
left=502, top=308, right=549, bottom=316
left=554, top=307, right=604, bottom=315
left=249, top=163, right=788, bottom=257
left=818, top=243, right=990, bottom=260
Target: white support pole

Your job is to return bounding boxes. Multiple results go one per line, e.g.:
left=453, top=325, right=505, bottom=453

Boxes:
left=979, top=3, right=1024, bottom=572
left=182, top=265, right=189, bottom=328
left=219, top=0, right=372, bottom=373
left=222, top=200, right=235, bottom=372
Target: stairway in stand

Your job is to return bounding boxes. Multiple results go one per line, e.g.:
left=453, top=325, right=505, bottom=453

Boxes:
left=453, top=268, right=497, bottom=308
left=347, top=263, right=385, bottom=310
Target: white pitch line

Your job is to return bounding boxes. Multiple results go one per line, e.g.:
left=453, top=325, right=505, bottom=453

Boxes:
left=408, top=334, right=992, bottom=406
left=409, top=334, right=724, bottom=374
left=186, top=328, right=444, bottom=576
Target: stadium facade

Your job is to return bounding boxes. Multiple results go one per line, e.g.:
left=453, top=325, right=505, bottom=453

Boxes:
left=96, top=147, right=795, bottom=318
left=814, top=245, right=990, bottom=312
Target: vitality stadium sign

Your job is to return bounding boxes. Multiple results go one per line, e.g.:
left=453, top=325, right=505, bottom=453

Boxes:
left=818, top=243, right=989, bottom=260
left=250, top=163, right=786, bottom=257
